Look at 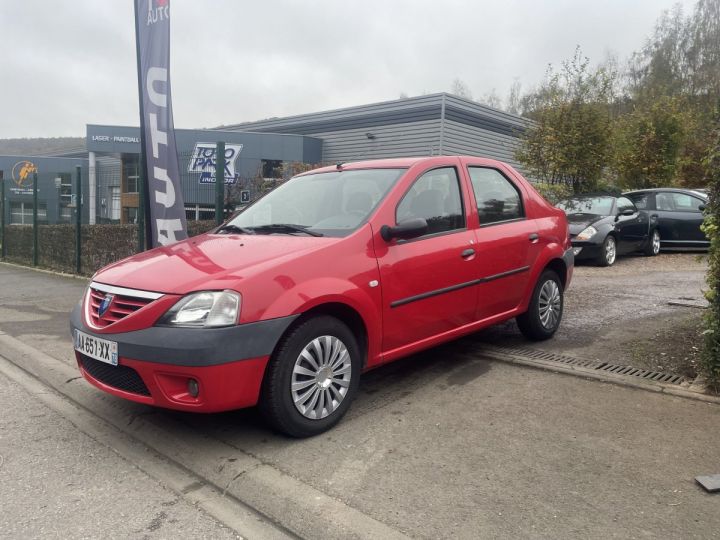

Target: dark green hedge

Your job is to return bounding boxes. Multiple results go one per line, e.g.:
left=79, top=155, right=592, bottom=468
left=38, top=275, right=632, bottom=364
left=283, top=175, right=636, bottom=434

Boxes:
left=2, top=220, right=217, bottom=276
left=701, top=118, right=720, bottom=391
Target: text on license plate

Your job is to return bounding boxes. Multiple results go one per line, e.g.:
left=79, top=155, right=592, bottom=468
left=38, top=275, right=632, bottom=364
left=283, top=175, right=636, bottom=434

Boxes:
left=75, top=330, right=118, bottom=366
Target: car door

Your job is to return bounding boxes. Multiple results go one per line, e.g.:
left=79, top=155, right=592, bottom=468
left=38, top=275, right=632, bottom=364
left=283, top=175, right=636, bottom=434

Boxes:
left=666, top=192, right=708, bottom=245
left=614, top=196, right=648, bottom=252
left=374, top=165, right=479, bottom=354
left=653, top=191, right=707, bottom=246
left=466, top=165, right=537, bottom=320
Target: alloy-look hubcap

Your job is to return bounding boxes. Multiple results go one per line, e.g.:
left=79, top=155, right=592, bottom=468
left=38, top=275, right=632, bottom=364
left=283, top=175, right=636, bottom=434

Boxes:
left=606, top=238, right=616, bottom=264
left=291, top=336, right=352, bottom=420
left=538, top=280, right=561, bottom=330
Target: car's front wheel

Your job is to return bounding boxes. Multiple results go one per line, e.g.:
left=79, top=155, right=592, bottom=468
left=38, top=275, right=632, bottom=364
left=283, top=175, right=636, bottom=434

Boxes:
left=597, top=235, right=617, bottom=266
left=259, top=315, right=361, bottom=437
left=516, top=269, right=563, bottom=341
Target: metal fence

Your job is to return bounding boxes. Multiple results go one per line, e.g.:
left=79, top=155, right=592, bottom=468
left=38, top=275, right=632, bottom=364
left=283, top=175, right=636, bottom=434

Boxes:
left=0, top=143, right=242, bottom=275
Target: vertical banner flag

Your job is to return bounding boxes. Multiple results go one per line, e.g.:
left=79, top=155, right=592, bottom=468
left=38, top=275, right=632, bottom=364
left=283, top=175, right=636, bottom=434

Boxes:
left=134, top=0, right=187, bottom=247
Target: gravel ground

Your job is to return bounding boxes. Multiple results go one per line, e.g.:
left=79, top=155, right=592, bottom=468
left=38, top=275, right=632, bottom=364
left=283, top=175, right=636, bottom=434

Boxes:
left=474, top=251, right=710, bottom=377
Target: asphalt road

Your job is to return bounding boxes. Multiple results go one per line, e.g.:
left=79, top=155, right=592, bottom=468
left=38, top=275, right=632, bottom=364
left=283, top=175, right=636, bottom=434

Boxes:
left=0, top=255, right=718, bottom=539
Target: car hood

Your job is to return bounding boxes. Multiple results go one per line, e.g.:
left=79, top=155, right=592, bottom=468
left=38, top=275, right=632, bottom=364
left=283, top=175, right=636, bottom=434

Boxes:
left=92, top=233, right=338, bottom=294
left=565, top=213, right=607, bottom=236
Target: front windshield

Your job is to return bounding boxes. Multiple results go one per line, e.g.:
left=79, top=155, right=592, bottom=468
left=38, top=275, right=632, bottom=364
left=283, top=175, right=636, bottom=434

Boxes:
left=227, top=168, right=405, bottom=236
left=557, top=196, right=615, bottom=216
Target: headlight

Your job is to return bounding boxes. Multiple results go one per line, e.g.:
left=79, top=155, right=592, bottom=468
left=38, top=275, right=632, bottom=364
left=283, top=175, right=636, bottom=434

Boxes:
left=159, top=290, right=240, bottom=327
left=576, top=226, right=597, bottom=241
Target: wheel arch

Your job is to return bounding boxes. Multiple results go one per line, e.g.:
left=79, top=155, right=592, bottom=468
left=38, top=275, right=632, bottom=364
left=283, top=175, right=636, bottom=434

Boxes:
left=271, top=302, right=370, bottom=369
left=543, top=258, right=568, bottom=290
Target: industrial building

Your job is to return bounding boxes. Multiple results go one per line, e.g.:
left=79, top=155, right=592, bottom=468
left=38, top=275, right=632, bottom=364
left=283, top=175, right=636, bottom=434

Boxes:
left=0, top=93, right=528, bottom=225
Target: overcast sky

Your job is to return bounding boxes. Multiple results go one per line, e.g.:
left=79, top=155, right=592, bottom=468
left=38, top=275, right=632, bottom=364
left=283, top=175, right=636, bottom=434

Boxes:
left=1, top=0, right=697, bottom=138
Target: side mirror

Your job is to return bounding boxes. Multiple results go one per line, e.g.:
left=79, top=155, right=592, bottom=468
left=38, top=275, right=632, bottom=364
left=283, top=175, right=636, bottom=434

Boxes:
left=380, top=218, right=428, bottom=242
left=699, top=204, right=706, bottom=212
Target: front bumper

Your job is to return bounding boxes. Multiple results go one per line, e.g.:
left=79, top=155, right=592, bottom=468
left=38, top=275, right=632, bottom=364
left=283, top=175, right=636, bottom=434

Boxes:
left=569, top=239, right=603, bottom=261
left=70, top=305, right=297, bottom=412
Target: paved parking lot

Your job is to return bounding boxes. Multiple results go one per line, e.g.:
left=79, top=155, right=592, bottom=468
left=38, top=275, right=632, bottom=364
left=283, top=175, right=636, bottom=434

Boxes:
left=0, top=254, right=718, bottom=539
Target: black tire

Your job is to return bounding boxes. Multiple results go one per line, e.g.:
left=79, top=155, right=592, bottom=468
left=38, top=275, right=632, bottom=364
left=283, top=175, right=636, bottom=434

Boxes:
left=259, top=315, right=361, bottom=438
left=644, top=229, right=661, bottom=256
left=597, top=235, right=617, bottom=267
left=516, top=269, right=564, bottom=341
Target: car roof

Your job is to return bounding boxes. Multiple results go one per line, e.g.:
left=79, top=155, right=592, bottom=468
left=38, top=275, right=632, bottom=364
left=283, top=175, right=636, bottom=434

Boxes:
left=624, top=187, right=707, bottom=198
left=298, top=155, right=510, bottom=175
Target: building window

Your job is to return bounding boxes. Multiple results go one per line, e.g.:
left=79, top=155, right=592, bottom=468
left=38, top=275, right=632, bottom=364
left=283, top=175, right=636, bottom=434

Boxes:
left=123, top=207, right=139, bottom=224
left=10, top=202, right=47, bottom=224
left=110, top=186, right=121, bottom=221
left=58, top=173, right=73, bottom=223
left=185, top=204, right=216, bottom=221
left=262, top=159, right=282, bottom=179
left=123, top=158, right=140, bottom=193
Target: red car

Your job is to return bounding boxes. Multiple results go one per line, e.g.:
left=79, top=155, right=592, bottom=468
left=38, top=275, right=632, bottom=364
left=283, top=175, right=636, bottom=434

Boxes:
left=71, top=156, right=573, bottom=437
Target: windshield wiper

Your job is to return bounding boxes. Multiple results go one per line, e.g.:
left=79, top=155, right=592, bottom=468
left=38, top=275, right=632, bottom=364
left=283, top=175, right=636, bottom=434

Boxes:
left=246, top=224, right=324, bottom=237
left=216, top=224, right=255, bottom=234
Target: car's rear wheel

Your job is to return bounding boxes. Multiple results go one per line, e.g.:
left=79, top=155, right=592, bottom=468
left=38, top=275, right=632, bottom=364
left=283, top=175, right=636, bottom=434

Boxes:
left=644, top=229, right=661, bottom=256
left=597, top=235, right=616, bottom=266
left=259, top=315, right=361, bottom=438
left=516, top=269, right=563, bottom=341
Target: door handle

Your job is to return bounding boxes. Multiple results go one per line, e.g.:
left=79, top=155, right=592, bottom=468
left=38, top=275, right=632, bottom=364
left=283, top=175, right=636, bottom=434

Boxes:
left=461, top=248, right=475, bottom=258
left=528, top=233, right=539, bottom=242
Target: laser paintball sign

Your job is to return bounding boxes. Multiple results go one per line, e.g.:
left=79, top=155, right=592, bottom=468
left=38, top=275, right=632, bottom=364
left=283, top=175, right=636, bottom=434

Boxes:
left=188, top=143, right=244, bottom=184
left=134, top=0, right=187, bottom=247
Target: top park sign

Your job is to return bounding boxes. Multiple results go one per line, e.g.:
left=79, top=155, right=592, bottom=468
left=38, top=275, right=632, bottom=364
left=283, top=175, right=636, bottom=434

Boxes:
left=187, top=143, right=243, bottom=184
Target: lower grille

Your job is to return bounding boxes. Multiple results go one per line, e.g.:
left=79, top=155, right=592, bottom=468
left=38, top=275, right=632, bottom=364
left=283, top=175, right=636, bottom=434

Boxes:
left=80, top=355, right=151, bottom=396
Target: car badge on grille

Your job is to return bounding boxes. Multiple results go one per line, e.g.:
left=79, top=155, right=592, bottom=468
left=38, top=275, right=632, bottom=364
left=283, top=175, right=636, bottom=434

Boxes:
left=98, top=294, right=114, bottom=317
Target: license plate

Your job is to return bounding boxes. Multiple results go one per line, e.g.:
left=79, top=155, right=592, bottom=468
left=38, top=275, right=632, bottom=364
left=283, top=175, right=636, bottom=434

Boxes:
left=74, top=329, right=118, bottom=366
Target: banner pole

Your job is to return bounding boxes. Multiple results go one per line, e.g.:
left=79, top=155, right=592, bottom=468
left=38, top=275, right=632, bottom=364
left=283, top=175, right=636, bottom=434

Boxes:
left=133, top=0, right=152, bottom=250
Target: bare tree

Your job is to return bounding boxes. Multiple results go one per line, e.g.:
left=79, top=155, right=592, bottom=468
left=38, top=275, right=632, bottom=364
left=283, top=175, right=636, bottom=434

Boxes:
left=450, top=78, right=474, bottom=100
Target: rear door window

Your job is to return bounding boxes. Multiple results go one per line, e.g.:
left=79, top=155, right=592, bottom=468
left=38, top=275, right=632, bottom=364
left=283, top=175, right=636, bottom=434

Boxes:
left=467, top=167, right=524, bottom=226
left=670, top=192, right=705, bottom=212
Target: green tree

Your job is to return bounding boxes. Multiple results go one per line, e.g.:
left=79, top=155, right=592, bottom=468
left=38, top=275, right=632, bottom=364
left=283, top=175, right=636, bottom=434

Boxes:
left=612, top=96, right=686, bottom=189
left=515, top=48, right=616, bottom=193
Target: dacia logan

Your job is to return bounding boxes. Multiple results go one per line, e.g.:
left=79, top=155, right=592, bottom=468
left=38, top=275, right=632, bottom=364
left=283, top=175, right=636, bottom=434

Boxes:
left=71, top=156, right=573, bottom=437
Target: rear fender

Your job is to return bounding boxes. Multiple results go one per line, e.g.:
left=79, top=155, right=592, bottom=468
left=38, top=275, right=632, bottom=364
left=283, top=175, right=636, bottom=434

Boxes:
left=519, top=243, right=568, bottom=313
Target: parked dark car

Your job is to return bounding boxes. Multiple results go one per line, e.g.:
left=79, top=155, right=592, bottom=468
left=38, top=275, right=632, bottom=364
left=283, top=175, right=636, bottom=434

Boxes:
left=557, top=195, right=657, bottom=266
left=624, top=188, right=709, bottom=250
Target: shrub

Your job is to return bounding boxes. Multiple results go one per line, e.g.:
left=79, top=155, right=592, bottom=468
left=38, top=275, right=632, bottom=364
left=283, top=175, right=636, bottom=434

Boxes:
left=701, top=114, right=720, bottom=391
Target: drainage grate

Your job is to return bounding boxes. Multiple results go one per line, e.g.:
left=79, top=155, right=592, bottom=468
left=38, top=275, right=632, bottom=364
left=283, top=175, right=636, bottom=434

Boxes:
left=486, top=345, right=604, bottom=369
left=483, top=345, right=688, bottom=386
left=596, top=362, right=687, bottom=385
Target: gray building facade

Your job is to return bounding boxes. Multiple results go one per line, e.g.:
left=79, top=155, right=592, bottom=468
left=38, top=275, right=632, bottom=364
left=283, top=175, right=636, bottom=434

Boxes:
left=224, top=93, right=528, bottom=171
left=1, top=93, right=528, bottom=226
left=0, top=156, right=89, bottom=225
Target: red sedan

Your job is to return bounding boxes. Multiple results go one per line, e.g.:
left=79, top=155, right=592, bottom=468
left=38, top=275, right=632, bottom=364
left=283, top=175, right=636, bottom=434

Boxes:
left=71, top=156, right=573, bottom=437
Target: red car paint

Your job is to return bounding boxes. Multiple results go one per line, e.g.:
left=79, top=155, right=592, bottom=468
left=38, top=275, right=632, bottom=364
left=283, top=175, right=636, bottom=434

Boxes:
left=72, top=156, right=572, bottom=412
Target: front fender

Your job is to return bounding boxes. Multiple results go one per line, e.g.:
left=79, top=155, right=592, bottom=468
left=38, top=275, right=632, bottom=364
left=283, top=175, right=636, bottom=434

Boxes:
left=261, top=277, right=382, bottom=365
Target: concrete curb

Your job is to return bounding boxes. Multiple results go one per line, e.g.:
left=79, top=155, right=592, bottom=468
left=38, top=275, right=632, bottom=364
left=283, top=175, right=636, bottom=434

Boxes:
left=479, top=346, right=720, bottom=405
left=0, top=260, right=90, bottom=281
left=0, top=331, right=410, bottom=540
